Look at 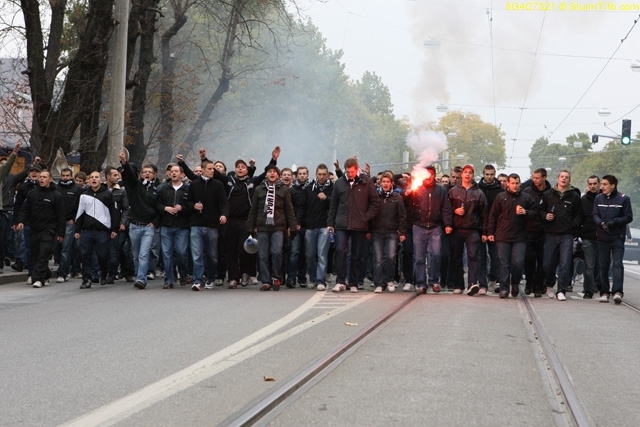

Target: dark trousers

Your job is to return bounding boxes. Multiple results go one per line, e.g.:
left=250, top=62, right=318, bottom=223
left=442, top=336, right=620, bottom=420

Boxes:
left=80, top=230, right=109, bottom=282
left=30, top=228, right=55, bottom=282
left=524, top=235, right=545, bottom=294
left=225, top=218, right=256, bottom=281
left=597, top=237, right=625, bottom=296
left=0, top=211, right=12, bottom=267
left=335, top=230, right=366, bottom=286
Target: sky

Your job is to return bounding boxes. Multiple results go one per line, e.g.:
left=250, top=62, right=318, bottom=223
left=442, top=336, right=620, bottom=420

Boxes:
left=297, top=0, right=640, bottom=177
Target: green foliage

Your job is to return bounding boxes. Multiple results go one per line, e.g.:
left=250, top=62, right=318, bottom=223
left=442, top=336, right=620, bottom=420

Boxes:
left=430, top=111, right=506, bottom=169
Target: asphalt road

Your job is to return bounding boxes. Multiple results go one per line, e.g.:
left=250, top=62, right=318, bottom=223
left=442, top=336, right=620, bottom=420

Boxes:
left=1, top=265, right=640, bottom=426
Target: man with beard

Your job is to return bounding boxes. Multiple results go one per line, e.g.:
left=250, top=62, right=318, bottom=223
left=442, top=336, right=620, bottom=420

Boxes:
left=477, top=164, right=504, bottom=293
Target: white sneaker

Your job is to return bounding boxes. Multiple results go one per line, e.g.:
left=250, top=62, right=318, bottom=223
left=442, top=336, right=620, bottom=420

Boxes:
left=317, top=284, right=326, bottom=291
left=374, top=286, right=383, bottom=293
left=488, top=280, right=497, bottom=292
left=574, top=274, right=584, bottom=284
left=26, top=276, right=32, bottom=285
left=556, top=292, right=566, bottom=301
left=248, top=276, right=259, bottom=286
left=613, top=293, right=622, bottom=304
left=332, top=283, right=346, bottom=292
left=56, top=276, right=65, bottom=283
left=599, top=294, right=610, bottom=303
left=32, top=281, right=43, bottom=288
left=546, top=287, right=555, bottom=298
left=241, top=273, right=249, bottom=286
left=387, top=282, right=395, bottom=292
left=403, top=283, right=412, bottom=292
left=350, top=286, right=359, bottom=293
left=204, top=281, right=215, bottom=290
left=453, top=289, right=463, bottom=294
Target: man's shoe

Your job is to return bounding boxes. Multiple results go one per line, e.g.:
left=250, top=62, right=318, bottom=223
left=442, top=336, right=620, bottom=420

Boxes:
left=56, top=276, right=66, bottom=283
left=467, top=284, right=480, bottom=296
left=357, top=283, right=365, bottom=290
left=32, top=281, right=43, bottom=288
left=79, top=281, right=91, bottom=289
left=285, top=281, right=295, bottom=289
left=566, top=285, right=573, bottom=292
left=100, top=278, right=108, bottom=286
left=556, top=292, right=567, bottom=301
left=534, top=292, right=542, bottom=298
left=204, top=281, right=215, bottom=290
left=453, top=288, right=463, bottom=294
left=107, top=276, right=115, bottom=285
left=403, top=282, right=413, bottom=292
left=387, top=282, right=396, bottom=292
left=26, top=276, right=32, bottom=285
left=179, top=276, right=187, bottom=286
left=524, top=286, right=532, bottom=295
left=191, top=283, right=202, bottom=291
left=272, top=279, right=281, bottom=291
left=316, top=284, right=326, bottom=291
left=511, top=284, right=519, bottom=297
left=134, top=281, right=146, bottom=290
left=599, top=293, right=610, bottom=303
left=432, top=283, right=441, bottom=293
left=613, top=293, right=623, bottom=304
left=241, top=273, right=249, bottom=286
left=248, top=276, right=260, bottom=286
left=228, top=280, right=238, bottom=289
left=332, top=283, right=346, bottom=293
left=487, top=280, right=496, bottom=292
left=163, top=283, right=174, bottom=289
left=350, top=286, right=359, bottom=293
left=374, top=286, right=383, bottom=293
left=11, top=261, right=24, bottom=272
left=478, top=287, right=487, bottom=295
left=147, top=271, right=155, bottom=280
left=260, top=284, right=271, bottom=291
left=546, top=287, right=555, bottom=299
left=4, top=256, right=11, bottom=266
left=583, top=292, right=593, bottom=299
left=416, top=286, right=427, bottom=295
left=499, top=291, right=509, bottom=299
left=215, top=278, right=224, bottom=287
left=125, top=275, right=134, bottom=282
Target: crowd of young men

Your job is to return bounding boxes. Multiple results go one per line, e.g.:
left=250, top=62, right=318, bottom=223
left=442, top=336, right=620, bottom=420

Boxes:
left=4, top=146, right=633, bottom=305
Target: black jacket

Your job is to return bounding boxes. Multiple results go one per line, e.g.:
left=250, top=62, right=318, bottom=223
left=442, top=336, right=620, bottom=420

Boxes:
left=110, top=184, right=130, bottom=230
left=411, top=182, right=452, bottom=229
left=57, top=179, right=83, bottom=222
left=120, top=161, right=159, bottom=227
left=303, top=179, right=333, bottom=229
left=328, top=173, right=380, bottom=232
left=18, top=184, right=65, bottom=237
left=13, top=178, right=39, bottom=224
left=75, top=183, right=118, bottom=233
left=487, top=188, right=538, bottom=242
left=580, top=191, right=599, bottom=240
left=539, top=186, right=583, bottom=236
left=156, top=181, right=191, bottom=228
left=523, top=181, right=551, bottom=235
left=371, top=190, right=407, bottom=235
left=593, top=189, right=633, bottom=241
left=186, top=177, right=229, bottom=228
left=289, top=180, right=308, bottom=227
left=448, top=182, right=488, bottom=233
left=478, top=178, right=504, bottom=210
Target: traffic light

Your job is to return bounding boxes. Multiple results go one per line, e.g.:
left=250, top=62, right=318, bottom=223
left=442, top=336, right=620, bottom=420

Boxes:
left=591, top=134, right=599, bottom=144
left=621, top=119, right=631, bottom=145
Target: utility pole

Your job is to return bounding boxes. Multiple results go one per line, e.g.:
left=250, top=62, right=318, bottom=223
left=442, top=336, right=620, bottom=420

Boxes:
left=107, top=0, right=130, bottom=166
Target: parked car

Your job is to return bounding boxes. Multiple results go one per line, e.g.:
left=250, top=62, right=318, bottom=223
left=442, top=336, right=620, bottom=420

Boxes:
left=624, top=227, right=640, bottom=263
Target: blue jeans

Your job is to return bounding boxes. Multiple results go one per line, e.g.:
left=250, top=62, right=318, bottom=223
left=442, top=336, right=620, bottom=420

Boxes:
left=56, top=222, right=76, bottom=278
left=496, top=241, right=526, bottom=292
left=129, top=223, right=156, bottom=285
left=17, top=224, right=35, bottom=276
left=543, top=233, right=573, bottom=293
left=287, top=227, right=306, bottom=283
left=597, top=237, right=625, bottom=296
left=305, top=228, right=330, bottom=285
left=79, top=229, right=109, bottom=281
left=257, top=230, right=284, bottom=283
left=582, top=239, right=598, bottom=294
left=161, top=227, right=189, bottom=284
left=0, top=211, right=12, bottom=266
left=372, top=232, right=398, bottom=286
left=335, top=230, right=366, bottom=286
left=190, top=226, right=218, bottom=285
left=451, top=229, right=481, bottom=288
left=413, top=225, right=443, bottom=287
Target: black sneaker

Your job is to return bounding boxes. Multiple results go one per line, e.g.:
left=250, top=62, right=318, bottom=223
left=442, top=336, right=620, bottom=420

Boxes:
left=467, top=284, right=480, bottom=296
left=357, top=283, right=365, bottom=290
left=510, top=284, right=519, bottom=297
left=124, top=275, right=134, bottom=282
left=106, top=276, right=115, bottom=285
left=285, top=281, right=295, bottom=289
left=583, top=292, right=593, bottom=299
left=11, top=261, right=24, bottom=272
left=499, top=291, right=508, bottom=299
left=79, top=281, right=91, bottom=289
left=100, top=277, right=108, bottom=286
left=163, top=283, right=174, bottom=289
left=134, top=281, right=146, bottom=289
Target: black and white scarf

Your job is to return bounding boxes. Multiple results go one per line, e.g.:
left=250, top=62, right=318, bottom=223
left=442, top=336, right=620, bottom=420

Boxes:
left=378, top=187, right=393, bottom=200
left=311, top=179, right=331, bottom=193
left=264, top=182, right=276, bottom=225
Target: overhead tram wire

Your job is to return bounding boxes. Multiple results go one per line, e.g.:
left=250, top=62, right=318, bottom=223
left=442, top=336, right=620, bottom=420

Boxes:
left=487, top=4, right=497, bottom=129
left=508, top=11, right=547, bottom=169
left=550, top=14, right=640, bottom=136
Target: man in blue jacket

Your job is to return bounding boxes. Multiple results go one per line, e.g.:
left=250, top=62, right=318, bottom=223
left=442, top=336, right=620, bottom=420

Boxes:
left=593, top=175, right=633, bottom=304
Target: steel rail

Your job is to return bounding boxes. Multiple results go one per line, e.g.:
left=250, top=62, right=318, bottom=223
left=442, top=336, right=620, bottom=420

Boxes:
left=223, top=293, right=418, bottom=427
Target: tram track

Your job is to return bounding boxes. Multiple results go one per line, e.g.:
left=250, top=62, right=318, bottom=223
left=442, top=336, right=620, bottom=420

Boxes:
left=223, top=293, right=419, bottom=427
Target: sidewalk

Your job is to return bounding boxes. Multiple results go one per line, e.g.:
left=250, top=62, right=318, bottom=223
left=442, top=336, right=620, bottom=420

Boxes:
left=0, top=264, right=34, bottom=286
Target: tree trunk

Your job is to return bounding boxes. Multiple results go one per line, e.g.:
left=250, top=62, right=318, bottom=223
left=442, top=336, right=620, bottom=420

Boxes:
left=126, top=0, right=161, bottom=166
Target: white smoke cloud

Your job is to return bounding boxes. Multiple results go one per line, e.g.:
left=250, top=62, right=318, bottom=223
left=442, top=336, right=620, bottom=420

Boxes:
left=406, top=129, right=448, bottom=188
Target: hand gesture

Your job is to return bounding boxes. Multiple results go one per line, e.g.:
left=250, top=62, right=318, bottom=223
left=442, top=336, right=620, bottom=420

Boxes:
left=199, top=149, right=206, bottom=160
left=334, top=159, right=340, bottom=170
left=13, top=141, right=21, bottom=152
left=176, top=154, right=184, bottom=163
left=272, top=146, right=281, bottom=160
left=118, top=147, right=127, bottom=163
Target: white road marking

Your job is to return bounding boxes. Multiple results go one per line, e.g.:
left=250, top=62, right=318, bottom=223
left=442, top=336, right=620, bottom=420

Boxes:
left=60, top=292, right=374, bottom=427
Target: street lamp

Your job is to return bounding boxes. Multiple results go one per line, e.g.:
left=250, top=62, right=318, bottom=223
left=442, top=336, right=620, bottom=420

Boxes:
left=423, top=38, right=441, bottom=48
left=631, top=60, right=640, bottom=72
left=436, top=104, right=449, bottom=113
left=598, top=108, right=611, bottom=117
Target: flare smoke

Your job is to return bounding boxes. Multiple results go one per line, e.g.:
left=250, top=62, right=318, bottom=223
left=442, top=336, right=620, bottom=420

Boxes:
left=406, top=129, right=448, bottom=189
